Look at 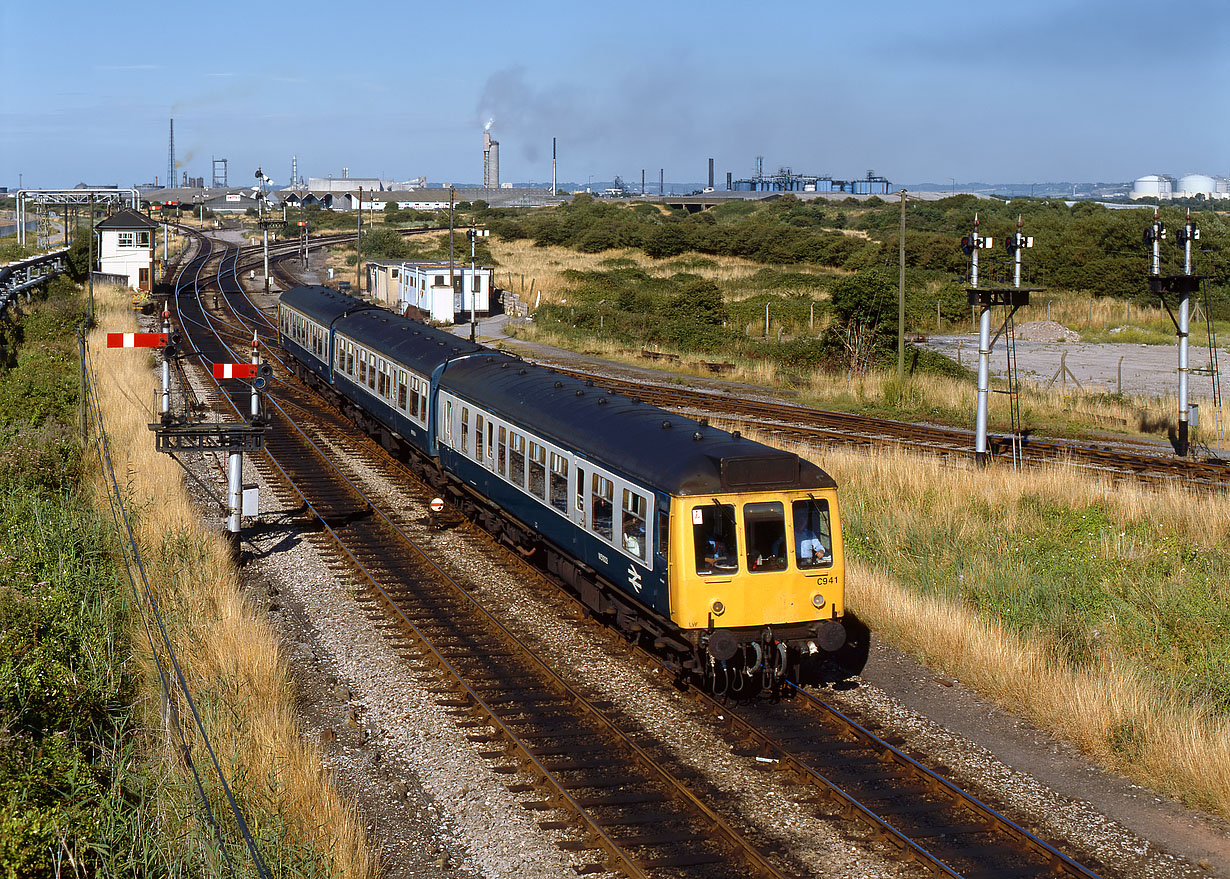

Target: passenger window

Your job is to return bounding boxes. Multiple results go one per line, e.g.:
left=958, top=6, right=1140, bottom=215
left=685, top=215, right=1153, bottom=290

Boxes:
left=443, top=401, right=452, bottom=445
left=346, top=347, right=354, bottom=374
left=475, top=414, right=485, bottom=460
left=509, top=433, right=525, bottom=487
left=367, top=355, right=375, bottom=389
left=398, top=376, right=407, bottom=410
left=693, top=504, right=738, bottom=576
left=591, top=474, right=613, bottom=541
left=487, top=422, right=494, bottom=461
left=460, top=407, right=470, bottom=455
left=497, top=426, right=507, bottom=477
left=549, top=453, right=568, bottom=513
left=359, top=357, right=367, bottom=385
left=528, top=442, right=546, bottom=499
left=791, top=498, right=833, bottom=568
left=745, top=501, right=787, bottom=573
left=621, top=490, right=647, bottom=560
left=656, top=510, right=669, bottom=559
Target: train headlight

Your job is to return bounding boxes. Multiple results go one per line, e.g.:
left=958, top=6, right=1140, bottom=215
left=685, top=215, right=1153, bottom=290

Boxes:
left=711, top=599, right=725, bottom=616
left=812, top=593, right=826, bottom=609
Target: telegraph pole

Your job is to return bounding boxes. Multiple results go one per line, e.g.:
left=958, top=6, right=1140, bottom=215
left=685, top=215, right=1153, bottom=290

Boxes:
left=897, top=189, right=906, bottom=385
left=356, top=185, right=363, bottom=293
left=448, top=186, right=455, bottom=312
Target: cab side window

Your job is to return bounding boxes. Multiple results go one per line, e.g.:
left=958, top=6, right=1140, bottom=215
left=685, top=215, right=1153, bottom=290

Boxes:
left=791, top=498, right=833, bottom=568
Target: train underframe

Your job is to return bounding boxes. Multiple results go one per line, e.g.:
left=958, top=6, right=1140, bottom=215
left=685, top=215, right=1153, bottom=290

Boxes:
left=292, top=359, right=842, bottom=698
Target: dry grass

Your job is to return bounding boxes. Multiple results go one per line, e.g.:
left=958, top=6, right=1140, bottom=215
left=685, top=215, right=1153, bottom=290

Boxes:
left=86, top=284, right=374, bottom=877
left=737, top=428, right=1230, bottom=816
left=489, top=239, right=836, bottom=307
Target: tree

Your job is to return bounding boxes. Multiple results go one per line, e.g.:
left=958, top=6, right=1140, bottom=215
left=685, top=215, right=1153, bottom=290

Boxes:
left=829, top=268, right=896, bottom=374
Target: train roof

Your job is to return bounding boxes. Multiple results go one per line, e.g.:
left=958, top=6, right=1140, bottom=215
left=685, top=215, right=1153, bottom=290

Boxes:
left=279, top=285, right=484, bottom=373
left=439, top=355, right=836, bottom=496
left=338, top=309, right=485, bottom=373
left=280, top=285, right=376, bottom=326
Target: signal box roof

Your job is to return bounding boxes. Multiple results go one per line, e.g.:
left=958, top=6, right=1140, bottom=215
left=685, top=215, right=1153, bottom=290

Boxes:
left=95, top=208, right=158, bottom=230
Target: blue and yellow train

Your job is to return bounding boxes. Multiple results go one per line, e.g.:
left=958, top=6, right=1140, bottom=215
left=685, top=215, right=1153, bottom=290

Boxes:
left=278, top=285, right=846, bottom=693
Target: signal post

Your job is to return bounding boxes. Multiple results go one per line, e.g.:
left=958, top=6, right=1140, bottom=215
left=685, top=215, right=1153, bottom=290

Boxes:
left=128, top=324, right=272, bottom=557
left=1148, top=209, right=1203, bottom=456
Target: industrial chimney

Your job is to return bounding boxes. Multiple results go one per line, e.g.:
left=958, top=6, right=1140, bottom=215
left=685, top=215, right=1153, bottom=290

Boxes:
left=483, top=131, right=500, bottom=190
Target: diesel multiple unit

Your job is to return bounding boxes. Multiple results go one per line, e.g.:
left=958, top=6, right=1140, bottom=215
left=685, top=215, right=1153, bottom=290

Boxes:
left=278, top=285, right=846, bottom=693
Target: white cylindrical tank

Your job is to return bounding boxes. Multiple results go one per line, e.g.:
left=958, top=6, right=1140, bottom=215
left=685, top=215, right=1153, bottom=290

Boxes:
left=1131, top=174, right=1172, bottom=200
left=1176, top=173, right=1216, bottom=198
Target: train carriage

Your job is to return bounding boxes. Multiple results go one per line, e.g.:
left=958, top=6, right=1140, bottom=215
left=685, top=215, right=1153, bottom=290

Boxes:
left=276, top=285, right=847, bottom=692
left=436, top=355, right=846, bottom=679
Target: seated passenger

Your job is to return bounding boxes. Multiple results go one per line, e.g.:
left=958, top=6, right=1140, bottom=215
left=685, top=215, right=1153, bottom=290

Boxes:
left=623, top=514, right=644, bottom=556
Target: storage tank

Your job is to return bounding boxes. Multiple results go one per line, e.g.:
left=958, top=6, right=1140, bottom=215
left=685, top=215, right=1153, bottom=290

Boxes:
left=1130, top=174, right=1172, bottom=200
left=1176, top=173, right=1216, bottom=198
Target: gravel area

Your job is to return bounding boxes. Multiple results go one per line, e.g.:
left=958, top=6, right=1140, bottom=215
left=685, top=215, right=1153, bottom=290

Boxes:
left=918, top=331, right=1221, bottom=401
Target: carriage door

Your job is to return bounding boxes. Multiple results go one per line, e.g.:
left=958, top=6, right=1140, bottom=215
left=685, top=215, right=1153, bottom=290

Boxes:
left=573, top=465, right=586, bottom=529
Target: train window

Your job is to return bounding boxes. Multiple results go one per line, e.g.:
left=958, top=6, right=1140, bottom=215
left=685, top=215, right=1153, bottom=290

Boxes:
left=398, top=375, right=408, bottom=410
left=486, top=421, right=494, bottom=464
left=621, top=490, right=647, bottom=560
left=575, top=467, right=585, bottom=516
left=744, top=502, right=787, bottom=573
left=359, top=356, right=367, bottom=386
left=509, top=432, right=525, bottom=487
left=410, top=384, right=421, bottom=420
left=460, top=407, right=470, bottom=455
left=791, top=499, right=833, bottom=568
left=656, top=510, right=669, bottom=559
left=549, top=453, right=568, bottom=513
left=346, top=345, right=354, bottom=375
left=475, top=414, right=485, bottom=460
left=497, top=426, right=507, bottom=476
left=528, top=442, right=546, bottom=499
left=694, top=504, right=738, bottom=576
left=377, top=369, right=386, bottom=397
left=443, top=401, right=452, bottom=445
left=367, top=355, right=375, bottom=389
left=419, top=388, right=427, bottom=421
left=591, top=474, right=613, bottom=541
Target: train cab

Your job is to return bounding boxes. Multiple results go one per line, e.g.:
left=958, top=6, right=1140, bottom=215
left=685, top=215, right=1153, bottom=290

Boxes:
left=670, top=485, right=845, bottom=663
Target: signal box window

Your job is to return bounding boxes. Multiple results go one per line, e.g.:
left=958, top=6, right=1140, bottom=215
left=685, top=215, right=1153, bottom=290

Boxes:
left=694, top=504, right=737, bottom=575
left=791, top=498, right=833, bottom=568
left=744, top=502, right=787, bottom=573
left=591, top=474, right=613, bottom=541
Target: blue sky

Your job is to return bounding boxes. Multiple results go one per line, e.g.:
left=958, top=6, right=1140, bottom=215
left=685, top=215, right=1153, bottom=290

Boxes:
left=2, top=0, right=1227, bottom=190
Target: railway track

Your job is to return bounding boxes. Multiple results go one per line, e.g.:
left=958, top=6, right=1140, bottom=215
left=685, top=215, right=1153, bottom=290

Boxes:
left=159, top=230, right=1117, bottom=877
left=537, top=364, right=1230, bottom=487
left=169, top=241, right=807, bottom=878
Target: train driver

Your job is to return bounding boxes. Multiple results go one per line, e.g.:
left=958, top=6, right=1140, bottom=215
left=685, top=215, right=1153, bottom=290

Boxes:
left=794, top=508, right=827, bottom=567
